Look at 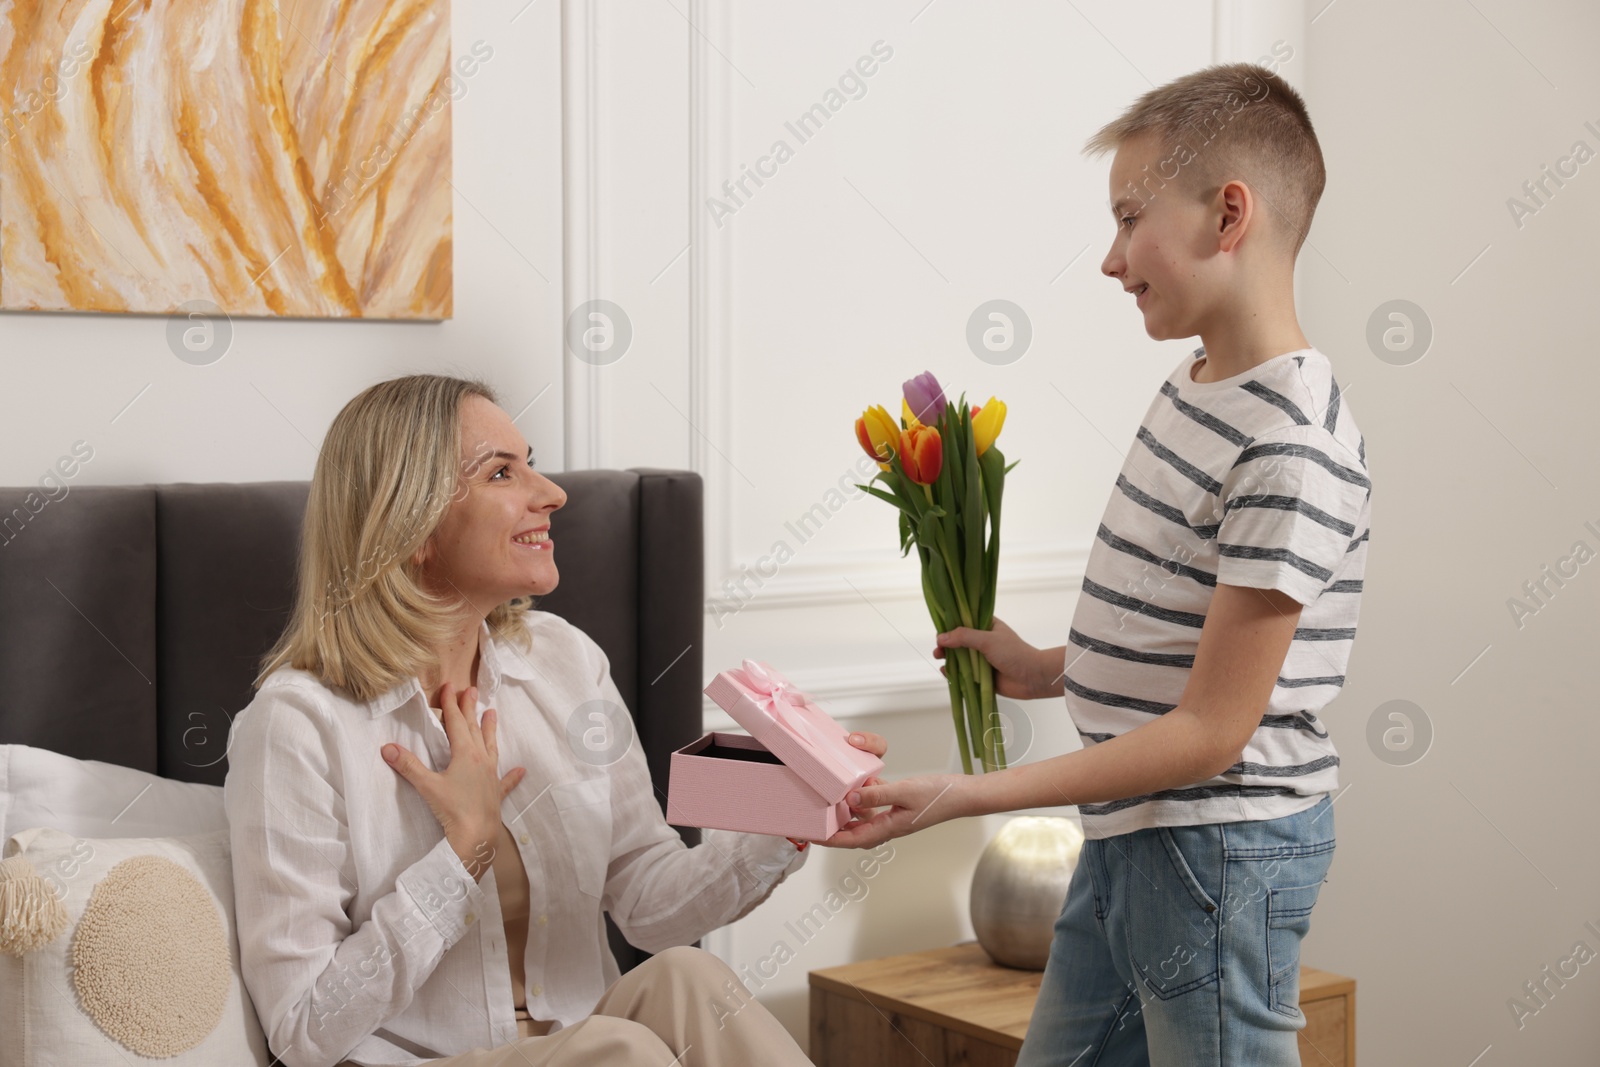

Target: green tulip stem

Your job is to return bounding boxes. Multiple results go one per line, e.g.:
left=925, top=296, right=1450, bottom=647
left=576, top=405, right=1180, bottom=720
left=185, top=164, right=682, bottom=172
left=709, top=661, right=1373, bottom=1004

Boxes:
left=921, top=484, right=975, bottom=630
left=920, top=472, right=995, bottom=772
left=962, top=648, right=987, bottom=770
left=943, top=640, right=975, bottom=775
left=977, top=653, right=1001, bottom=771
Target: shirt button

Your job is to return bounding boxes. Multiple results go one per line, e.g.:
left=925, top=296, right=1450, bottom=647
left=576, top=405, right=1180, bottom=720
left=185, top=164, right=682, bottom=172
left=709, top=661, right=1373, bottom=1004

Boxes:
left=532, top=983, right=543, bottom=996
left=465, top=912, right=476, bottom=925
left=537, top=914, right=548, bottom=926
left=519, top=833, right=530, bottom=845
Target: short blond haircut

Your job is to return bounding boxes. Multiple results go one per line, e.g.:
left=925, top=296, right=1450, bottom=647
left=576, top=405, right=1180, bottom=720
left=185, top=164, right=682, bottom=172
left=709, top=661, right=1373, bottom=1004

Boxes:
left=1083, top=61, right=1325, bottom=256
left=255, top=375, right=533, bottom=703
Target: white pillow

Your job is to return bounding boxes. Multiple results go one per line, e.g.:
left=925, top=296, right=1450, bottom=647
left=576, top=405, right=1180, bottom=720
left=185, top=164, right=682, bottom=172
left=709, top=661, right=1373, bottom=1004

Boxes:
left=0, top=745, right=226, bottom=842
left=0, top=826, right=271, bottom=1067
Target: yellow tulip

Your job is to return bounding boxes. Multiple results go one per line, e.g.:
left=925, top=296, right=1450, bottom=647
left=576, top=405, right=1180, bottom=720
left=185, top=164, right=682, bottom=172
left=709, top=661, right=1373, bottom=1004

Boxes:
left=901, top=397, right=922, bottom=429
left=972, top=397, right=1007, bottom=456
left=855, top=404, right=899, bottom=470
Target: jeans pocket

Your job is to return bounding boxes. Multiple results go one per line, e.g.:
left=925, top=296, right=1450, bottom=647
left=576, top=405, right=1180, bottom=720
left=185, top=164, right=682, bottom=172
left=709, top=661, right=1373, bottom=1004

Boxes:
left=1087, top=843, right=1109, bottom=928
left=1266, top=880, right=1324, bottom=1018
left=1128, top=827, right=1222, bottom=1001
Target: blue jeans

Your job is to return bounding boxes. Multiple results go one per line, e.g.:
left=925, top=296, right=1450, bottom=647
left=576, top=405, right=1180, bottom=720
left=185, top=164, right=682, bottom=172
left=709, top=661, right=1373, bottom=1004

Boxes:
left=1015, top=796, right=1335, bottom=1067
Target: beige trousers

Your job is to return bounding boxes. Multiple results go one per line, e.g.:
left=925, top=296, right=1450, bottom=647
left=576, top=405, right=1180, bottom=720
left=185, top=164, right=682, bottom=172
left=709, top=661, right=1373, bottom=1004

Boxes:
left=350, top=945, right=813, bottom=1066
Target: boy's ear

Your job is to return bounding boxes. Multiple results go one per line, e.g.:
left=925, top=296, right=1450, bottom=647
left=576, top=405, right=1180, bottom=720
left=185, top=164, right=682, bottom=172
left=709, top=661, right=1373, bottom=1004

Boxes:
left=1216, top=178, right=1253, bottom=253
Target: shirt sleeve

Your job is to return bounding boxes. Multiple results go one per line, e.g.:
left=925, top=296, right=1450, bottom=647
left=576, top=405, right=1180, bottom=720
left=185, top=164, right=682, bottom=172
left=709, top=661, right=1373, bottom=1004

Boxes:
left=569, top=627, right=807, bottom=953
left=1215, top=423, right=1371, bottom=607
left=223, top=683, right=489, bottom=1067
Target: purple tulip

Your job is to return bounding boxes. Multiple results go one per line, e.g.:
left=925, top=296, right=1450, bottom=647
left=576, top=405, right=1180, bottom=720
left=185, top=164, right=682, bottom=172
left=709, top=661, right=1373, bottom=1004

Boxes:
left=902, top=371, right=947, bottom=425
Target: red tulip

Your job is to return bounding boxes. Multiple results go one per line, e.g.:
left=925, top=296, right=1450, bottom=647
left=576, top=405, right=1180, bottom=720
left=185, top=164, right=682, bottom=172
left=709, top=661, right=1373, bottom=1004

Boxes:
left=900, top=425, right=943, bottom=485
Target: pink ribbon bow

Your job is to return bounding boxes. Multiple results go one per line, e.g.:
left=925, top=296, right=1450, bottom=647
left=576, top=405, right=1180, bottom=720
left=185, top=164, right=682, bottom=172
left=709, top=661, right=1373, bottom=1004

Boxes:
left=736, top=659, right=854, bottom=780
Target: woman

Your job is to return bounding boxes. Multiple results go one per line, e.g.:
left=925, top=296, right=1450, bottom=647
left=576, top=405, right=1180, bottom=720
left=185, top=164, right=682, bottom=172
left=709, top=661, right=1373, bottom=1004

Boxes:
left=223, top=375, right=887, bottom=1067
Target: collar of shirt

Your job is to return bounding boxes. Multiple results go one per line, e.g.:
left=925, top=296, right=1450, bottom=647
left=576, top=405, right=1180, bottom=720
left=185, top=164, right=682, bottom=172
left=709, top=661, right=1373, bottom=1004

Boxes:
left=359, top=618, right=543, bottom=719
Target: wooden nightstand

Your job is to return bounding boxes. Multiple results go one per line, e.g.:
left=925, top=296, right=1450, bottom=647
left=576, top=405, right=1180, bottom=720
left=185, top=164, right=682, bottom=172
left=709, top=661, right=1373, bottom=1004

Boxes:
left=809, top=942, right=1355, bottom=1066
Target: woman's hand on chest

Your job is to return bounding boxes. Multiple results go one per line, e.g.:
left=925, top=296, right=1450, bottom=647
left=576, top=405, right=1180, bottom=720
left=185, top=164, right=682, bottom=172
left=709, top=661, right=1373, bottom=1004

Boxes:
left=380, top=683, right=528, bottom=880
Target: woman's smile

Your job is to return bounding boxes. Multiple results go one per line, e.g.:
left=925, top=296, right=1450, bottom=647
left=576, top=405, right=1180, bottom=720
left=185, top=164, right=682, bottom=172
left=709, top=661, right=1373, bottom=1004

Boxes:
left=512, top=525, right=553, bottom=551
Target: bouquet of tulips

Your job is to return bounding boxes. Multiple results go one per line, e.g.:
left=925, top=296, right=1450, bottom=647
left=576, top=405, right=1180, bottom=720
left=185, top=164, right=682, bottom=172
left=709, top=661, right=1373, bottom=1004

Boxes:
left=854, top=372, right=1017, bottom=774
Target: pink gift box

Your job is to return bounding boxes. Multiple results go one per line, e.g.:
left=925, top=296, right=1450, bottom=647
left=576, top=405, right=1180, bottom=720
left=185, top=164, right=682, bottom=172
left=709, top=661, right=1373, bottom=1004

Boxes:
left=666, top=660, right=884, bottom=841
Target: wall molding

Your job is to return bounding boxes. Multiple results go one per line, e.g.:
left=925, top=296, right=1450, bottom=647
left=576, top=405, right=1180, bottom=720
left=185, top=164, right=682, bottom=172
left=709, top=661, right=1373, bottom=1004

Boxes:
left=560, top=0, right=604, bottom=471
left=682, top=7, right=1091, bottom=614
left=1211, top=0, right=1241, bottom=63
left=690, top=5, right=741, bottom=970
left=687, top=0, right=738, bottom=613
left=706, top=538, right=1090, bottom=614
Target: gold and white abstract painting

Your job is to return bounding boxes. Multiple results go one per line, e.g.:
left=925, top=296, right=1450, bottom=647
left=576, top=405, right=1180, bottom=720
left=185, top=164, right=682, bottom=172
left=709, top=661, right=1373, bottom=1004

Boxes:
left=0, top=0, right=453, bottom=320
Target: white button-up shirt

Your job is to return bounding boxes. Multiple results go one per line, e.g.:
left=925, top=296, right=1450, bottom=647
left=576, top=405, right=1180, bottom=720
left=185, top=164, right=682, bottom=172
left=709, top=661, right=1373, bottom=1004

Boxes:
left=224, top=611, right=806, bottom=1067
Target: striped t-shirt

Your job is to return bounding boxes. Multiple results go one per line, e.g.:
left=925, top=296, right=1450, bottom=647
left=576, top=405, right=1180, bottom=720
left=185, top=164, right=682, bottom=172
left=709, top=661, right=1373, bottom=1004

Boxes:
left=1064, top=345, right=1371, bottom=839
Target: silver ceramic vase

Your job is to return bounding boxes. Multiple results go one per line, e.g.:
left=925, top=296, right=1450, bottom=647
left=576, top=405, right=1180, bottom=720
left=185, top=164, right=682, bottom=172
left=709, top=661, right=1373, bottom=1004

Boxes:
left=969, top=814, right=1085, bottom=970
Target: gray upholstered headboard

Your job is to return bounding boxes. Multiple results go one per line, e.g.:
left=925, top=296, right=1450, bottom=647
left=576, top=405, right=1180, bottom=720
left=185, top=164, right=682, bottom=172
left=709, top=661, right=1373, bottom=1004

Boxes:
left=0, top=467, right=704, bottom=971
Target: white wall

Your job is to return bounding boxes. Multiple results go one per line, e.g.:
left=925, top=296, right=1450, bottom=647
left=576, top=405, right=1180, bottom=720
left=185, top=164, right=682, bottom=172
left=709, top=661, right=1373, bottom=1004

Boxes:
left=1300, top=3, right=1600, bottom=1064
left=7, top=1, right=1599, bottom=1062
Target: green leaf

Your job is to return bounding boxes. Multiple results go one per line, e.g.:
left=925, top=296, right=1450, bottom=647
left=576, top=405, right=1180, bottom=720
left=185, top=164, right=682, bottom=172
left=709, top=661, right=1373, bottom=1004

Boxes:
left=920, top=551, right=951, bottom=631
left=947, top=404, right=967, bottom=506
left=881, top=470, right=917, bottom=508
left=855, top=483, right=912, bottom=513
left=977, top=446, right=1009, bottom=628
left=962, top=425, right=983, bottom=624
left=933, top=436, right=960, bottom=561
left=899, top=478, right=927, bottom=519
left=921, top=539, right=959, bottom=631
left=978, top=447, right=1007, bottom=519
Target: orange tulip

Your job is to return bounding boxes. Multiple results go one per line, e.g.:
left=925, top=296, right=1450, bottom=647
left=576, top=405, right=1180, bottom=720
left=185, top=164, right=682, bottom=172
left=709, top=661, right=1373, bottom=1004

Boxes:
left=900, top=425, right=942, bottom=485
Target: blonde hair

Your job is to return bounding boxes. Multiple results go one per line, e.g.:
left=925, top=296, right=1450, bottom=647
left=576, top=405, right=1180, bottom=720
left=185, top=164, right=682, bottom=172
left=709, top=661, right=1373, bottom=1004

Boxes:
left=255, top=374, right=533, bottom=702
left=1083, top=61, right=1325, bottom=256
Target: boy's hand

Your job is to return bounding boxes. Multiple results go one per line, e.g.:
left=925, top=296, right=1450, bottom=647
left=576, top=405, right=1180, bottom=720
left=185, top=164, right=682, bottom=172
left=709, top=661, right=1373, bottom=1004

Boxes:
left=790, top=731, right=890, bottom=849
left=935, top=616, right=1052, bottom=700
left=843, top=731, right=889, bottom=821
left=819, top=773, right=966, bottom=849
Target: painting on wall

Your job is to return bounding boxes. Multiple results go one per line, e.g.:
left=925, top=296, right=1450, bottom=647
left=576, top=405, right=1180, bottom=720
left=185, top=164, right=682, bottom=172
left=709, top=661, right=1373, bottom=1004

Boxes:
left=0, top=0, right=453, bottom=320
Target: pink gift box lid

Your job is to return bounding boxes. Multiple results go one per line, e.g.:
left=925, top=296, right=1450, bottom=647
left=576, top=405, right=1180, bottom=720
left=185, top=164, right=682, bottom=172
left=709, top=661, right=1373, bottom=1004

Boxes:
left=703, top=660, right=883, bottom=804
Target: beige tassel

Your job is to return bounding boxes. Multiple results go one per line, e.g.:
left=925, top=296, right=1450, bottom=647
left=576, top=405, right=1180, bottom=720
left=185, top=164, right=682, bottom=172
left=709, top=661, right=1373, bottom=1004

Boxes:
left=0, top=853, right=69, bottom=956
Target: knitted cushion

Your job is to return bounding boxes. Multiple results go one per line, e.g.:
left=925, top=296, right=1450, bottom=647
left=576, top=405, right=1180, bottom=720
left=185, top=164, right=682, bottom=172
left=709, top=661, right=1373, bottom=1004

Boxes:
left=0, top=827, right=270, bottom=1066
left=72, top=854, right=232, bottom=1055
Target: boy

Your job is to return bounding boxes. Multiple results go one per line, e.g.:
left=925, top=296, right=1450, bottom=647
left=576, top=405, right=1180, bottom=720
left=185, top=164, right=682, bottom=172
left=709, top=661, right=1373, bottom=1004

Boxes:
left=829, top=62, right=1371, bottom=1065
